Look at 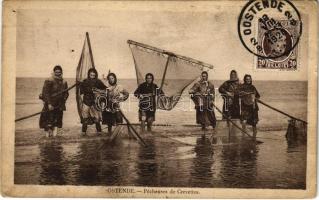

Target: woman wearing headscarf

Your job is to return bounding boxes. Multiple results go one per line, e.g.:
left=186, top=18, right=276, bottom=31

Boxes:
left=39, top=65, right=69, bottom=137
left=102, top=73, right=129, bottom=134
left=79, top=68, right=107, bottom=136
left=239, top=74, right=260, bottom=139
left=218, top=70, right=241, bottom=119
left=134, top=73, right=163, bottom=132
left=189, top=71, right=216, bottom=130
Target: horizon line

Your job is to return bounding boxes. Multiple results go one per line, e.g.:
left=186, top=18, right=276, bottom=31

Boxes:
left=15, top=76, right=308, bottom=81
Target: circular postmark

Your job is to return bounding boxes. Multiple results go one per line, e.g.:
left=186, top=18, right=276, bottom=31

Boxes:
left=238, top=0, right=302, bottom=59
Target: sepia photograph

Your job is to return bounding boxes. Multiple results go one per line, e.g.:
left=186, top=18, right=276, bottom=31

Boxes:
left=1, top=0, right=317, bottom=198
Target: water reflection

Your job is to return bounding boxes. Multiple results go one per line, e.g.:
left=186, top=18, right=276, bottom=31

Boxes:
left=99, top=140, right=121, bottom=185
left=286, top=136, right=306, bottom=149
left=285, top=141, right=306, bottom=189
left=39, top=140, right=66, bottom=185
left=220, top=141, right=258, bottom=188
left=75, top=140, right=102, bottom=185
left=136, top=137, right=158, bottom=186
left=190, top=136, right=213, bottom=187
left=286, top=120, right=307, bottom=149
left=22, top=131, right=305, bottom=189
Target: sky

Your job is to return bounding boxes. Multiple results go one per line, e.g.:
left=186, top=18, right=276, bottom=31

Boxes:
left=16, top=1, right=308, bottom=80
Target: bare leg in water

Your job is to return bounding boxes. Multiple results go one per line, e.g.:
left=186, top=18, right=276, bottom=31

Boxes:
left=46, top=127, right=53, bottom=138
left=95, top=121, right=102, bottom=135
left=209, top=126, right=216, bottom=144
left=141, top=120, right=146, bottom=132
left=147, top=118, right=153, bottom=132
left=82, top=122, right=88, bottom=136
left=201, top=124, right=207, bottom=131
left=252, top=125, right=257, bottom=140
left=241, top=120, right=247, bottom=137
left=241, top=120, right=257, bottom=141
left=82, top=121, right=102, bottom=136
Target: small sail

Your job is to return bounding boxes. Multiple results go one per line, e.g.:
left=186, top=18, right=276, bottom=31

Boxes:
left=128, top=40, right=213, bottom=110
left=76, top=32, right=95, bottom=122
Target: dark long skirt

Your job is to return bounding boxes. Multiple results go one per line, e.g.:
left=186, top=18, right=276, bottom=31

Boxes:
left=196, top=108, right=216, bottom=128
left=241, top=105, right=259, bottom=126
left=102, top=111, right=123, bottom=125
left=39, top=108, right=63, bottom=131
left=222, top=96, right=240, bottom=119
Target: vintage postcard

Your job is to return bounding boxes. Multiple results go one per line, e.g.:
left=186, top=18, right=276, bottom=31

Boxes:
left=1, top=0, right=317, bottom=198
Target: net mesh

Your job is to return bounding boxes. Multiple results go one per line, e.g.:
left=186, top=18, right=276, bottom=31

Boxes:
left=76, top=33, right=95, bottom=121
left=129, top=41, right=213, bottom=110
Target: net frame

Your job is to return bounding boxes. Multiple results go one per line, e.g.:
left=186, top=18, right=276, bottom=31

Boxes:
left=76, top=32, right=95, bottom=122
left=128, top=40, right=214, bottom=110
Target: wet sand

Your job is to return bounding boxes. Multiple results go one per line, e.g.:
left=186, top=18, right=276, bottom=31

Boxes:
left=15, top=123, right=306, bottom=189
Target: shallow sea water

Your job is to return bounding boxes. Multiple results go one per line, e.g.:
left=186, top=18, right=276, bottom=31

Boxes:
left=14, top=126, right=306, bottom=189
left=14, top=78, right=307, bottom=188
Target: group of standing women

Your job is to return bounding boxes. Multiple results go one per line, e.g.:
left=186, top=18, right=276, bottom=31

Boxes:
left=219, top=70, right=261, bottom=138
left=188, top=70, right=261, bottom=138
left=39, top=65, right=260, bottom=139
left=78, top=68, right=129, bottom=136
left=39, top=65, right=161, bottom=137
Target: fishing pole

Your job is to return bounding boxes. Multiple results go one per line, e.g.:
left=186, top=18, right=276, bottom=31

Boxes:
left=239, top=91, right=307, bottom=124
left=119, top=109, right=147, bottom=146
left=257, top=99, right=307, bottom=124
left=109, top=126, right=125, bottom=142
left=15, top=82, right=78, bottom=122
left=211, top=101, right=263, bottom=144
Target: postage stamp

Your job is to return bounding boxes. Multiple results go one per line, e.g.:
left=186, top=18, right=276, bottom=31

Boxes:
left=238, top=0, right=302, bottom=70
left=256, top=19, right=299, bottom=70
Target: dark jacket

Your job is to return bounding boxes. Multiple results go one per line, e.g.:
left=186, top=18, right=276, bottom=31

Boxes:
left=239, top=83, right=260, bottom=125
left=218, top=80, right=240, bottom=119
left=134, top=82, right=163, bottom=111
left=239, top=84, right=260, bottom=109
left=80, top=78, right=107, bottom=106
left=41, top=77, right=69, bottom=110
left=218, top=80, right=240, bottom=96
left=189, top=80, right=215, bottom=109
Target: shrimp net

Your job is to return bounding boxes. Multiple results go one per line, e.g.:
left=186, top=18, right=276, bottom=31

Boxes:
left=128, top=40, right=213, bottom=110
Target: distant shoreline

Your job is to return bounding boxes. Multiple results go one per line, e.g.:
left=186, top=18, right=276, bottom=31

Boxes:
left=16, top=77, right=308, bottom=82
